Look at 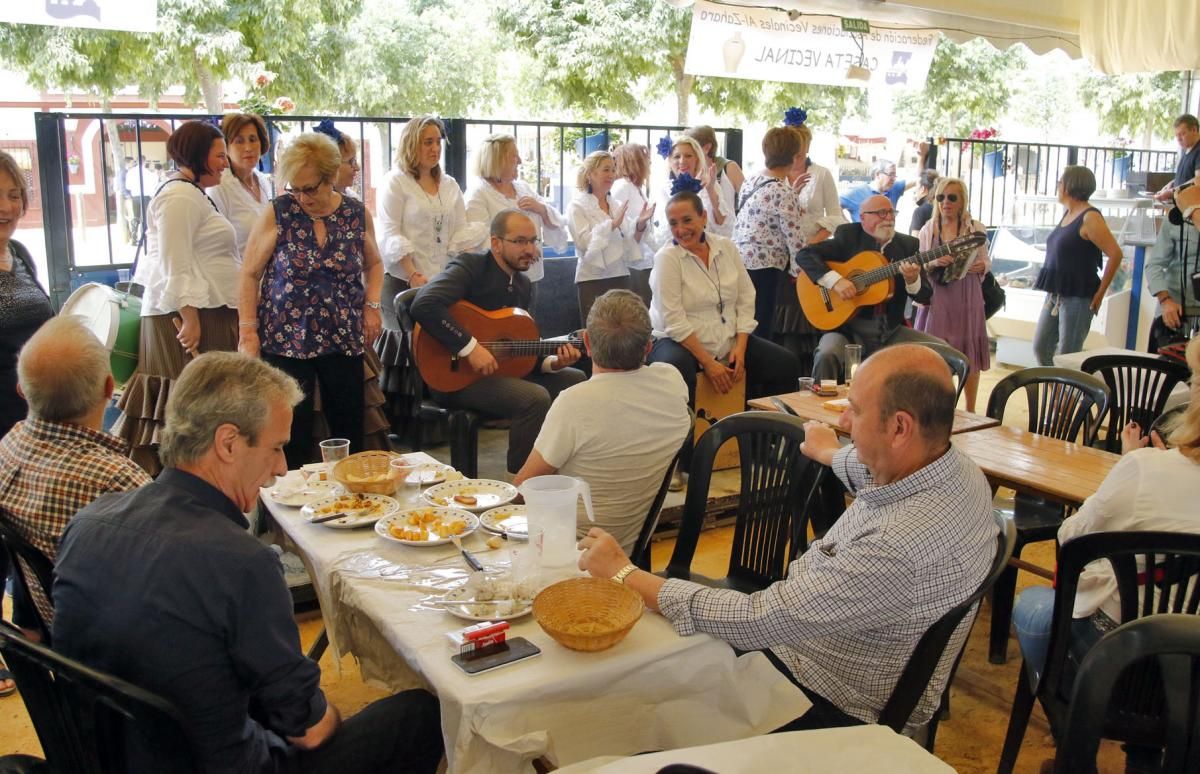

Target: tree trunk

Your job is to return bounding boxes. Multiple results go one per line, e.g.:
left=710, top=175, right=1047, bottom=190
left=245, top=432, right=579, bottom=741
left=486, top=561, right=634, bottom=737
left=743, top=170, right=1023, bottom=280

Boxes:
left=672, top=56, right=692, bottom=126
left=99, top=95, right=132, bottom=247
left=194, top=55, right=223, bottom=114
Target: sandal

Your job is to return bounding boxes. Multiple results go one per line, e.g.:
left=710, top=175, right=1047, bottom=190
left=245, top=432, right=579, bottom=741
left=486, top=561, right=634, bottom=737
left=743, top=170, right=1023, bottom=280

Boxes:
left=0, top=668, right=15, bottom=697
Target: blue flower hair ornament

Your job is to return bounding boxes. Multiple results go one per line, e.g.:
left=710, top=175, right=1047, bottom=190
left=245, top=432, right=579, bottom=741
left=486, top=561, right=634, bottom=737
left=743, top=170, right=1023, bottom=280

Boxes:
left=783, top=107, right=807, bottom=127
left=670, top=172, right=704, bottom=197
left=656, top=135, right=673, bottom=159
left=314, top=118, right=344, bottom=143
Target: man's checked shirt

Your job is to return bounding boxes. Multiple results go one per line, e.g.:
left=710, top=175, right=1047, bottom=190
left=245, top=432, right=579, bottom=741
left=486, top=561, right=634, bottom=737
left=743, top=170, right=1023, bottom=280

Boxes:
left=0, top=417, right=150, bottom=623
left=657, top=443, right=997, bottom=729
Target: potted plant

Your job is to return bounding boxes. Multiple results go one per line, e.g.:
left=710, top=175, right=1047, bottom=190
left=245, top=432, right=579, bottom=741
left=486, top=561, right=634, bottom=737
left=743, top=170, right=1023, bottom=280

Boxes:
left=67, top=153, right=80, bottom=174
left=966, top=128, right=1003, bottom=177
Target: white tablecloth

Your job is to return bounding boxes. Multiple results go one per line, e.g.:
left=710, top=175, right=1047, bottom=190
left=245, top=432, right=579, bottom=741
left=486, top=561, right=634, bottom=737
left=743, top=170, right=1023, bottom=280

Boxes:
left=553, top=725, right=955, bottom=773
left=261, top=458, right=810, bottom=773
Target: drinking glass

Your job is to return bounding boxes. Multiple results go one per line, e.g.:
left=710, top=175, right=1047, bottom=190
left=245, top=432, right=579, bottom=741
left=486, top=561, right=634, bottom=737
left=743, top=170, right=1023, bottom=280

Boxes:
left=843, top=345, right=863, bottom=385
left=798, top=376, right=815, bottom=394
left=388, top=458, right=419, bottom=503
left=318, top=438, right=350, bottom=474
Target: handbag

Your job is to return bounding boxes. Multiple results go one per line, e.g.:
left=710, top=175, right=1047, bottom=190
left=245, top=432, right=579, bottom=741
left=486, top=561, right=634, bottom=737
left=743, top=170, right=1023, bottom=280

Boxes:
left=982, top=271, right=1005, bottom=319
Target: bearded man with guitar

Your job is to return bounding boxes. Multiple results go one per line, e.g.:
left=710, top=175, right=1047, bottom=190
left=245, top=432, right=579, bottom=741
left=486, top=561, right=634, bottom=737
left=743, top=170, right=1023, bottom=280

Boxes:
left=795, top=194, right=950, bottom=383
left=409, top=210, right=584, bottom=473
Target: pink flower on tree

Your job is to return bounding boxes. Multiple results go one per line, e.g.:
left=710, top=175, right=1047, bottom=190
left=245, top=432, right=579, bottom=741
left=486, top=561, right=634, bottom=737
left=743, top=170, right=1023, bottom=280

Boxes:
left=254, top=70, right=277, bottom=88
left=273, top=96, right=296, bottom=113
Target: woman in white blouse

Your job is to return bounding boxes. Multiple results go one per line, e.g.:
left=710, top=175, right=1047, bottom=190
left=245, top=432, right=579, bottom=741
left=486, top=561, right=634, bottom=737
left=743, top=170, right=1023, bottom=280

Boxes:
left=465, top=133, right=568, bottom=309
left=788, top=123, right=844, bottom=244
left=375, top=115, right=485, bottom=399
left=205, top=112, right=272, bottom=261
left=685, top=125, right=742, bottom=236
left=116, top=120, right=240, bottom=474
left=567, top=151, right=653, bottom=326
left=649, top=190, right=799, bottom=471
left=654, top=136, right=731, bottom=246
left=610, top=143, right=658, bottom=308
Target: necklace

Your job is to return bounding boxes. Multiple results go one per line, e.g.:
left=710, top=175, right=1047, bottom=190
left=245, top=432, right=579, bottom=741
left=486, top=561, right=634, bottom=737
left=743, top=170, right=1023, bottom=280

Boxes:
left=421, top=182, right=445, bottom=244
left=237, top=170, right=259, bottom=199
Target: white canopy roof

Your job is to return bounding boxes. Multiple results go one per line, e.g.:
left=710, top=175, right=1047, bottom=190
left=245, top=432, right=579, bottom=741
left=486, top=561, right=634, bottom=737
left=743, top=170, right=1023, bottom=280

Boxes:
left=705, top=0, right=1200, bottom=74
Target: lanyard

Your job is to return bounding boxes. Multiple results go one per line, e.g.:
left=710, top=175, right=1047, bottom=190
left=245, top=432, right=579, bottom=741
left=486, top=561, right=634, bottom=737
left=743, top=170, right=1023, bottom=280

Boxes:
left=687, top=248, right=725, bottom=324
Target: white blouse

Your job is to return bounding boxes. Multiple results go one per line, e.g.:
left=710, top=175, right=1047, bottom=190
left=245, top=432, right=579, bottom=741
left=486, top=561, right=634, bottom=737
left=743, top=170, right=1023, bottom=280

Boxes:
left=710, top=170, right=737, bottom=239
left=610, top=179, right=659, bottom=271
left=795, top=163, right=845, bottom=243
left=653, top=180, right=731, bottom=249
left=464, top=179, right=568, bottom=283
left=650, top=234, right=757, bottom=360
left=375, top=170, right=486, bottom=281
left=135, top=180, right=240, bottom=316
left=566, top=192, right=640, bottom=283
left=206, top=168, right=272, bottom=262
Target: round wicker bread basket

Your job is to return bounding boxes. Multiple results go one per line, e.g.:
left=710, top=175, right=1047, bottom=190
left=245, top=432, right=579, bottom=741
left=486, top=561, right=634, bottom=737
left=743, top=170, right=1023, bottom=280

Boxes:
left=332, top=451, right=402, bottom=494
left=533, top=577, right=644, bottom=652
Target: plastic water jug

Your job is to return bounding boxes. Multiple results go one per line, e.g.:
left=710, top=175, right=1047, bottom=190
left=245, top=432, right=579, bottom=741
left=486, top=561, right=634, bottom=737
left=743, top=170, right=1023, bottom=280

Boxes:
left=518, top=475, right=594, bottom=567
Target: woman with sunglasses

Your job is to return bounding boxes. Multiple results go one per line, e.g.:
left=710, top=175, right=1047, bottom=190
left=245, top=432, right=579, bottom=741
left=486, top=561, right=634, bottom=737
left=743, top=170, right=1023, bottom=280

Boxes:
left=914, top=177, right=990, bottom=411
left=115, top=121, right=240, bottom=474
left=237, top=132, right=384, bottom=467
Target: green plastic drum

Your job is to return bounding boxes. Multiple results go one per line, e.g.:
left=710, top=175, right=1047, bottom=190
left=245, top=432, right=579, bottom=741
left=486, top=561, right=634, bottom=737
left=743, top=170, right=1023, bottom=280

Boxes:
left=59, top=282, right=142, bottom=385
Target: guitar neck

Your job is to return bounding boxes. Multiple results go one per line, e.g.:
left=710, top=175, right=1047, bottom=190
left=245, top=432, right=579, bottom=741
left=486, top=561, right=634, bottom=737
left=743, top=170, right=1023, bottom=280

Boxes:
left=477, top=337, right=582, bottom=357
left=853, top=243, right=956, bottom=289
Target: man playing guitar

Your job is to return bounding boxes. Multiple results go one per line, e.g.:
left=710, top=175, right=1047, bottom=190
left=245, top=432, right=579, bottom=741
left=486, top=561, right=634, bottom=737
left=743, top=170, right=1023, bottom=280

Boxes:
left=795, top=194, right=946, bottom=382
left=410, top=210, right=585, bottom=472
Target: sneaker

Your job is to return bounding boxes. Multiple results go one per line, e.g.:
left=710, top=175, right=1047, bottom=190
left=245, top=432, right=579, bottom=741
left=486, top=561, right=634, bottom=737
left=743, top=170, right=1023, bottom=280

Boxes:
left=668, top=469, right=688, bottom=492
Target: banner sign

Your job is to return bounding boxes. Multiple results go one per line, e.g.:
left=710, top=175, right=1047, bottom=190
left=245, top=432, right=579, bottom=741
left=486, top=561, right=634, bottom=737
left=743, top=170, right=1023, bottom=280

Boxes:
left=683, top=0, right=938, bottom=90
left=1, top=1, right=159, bottom=33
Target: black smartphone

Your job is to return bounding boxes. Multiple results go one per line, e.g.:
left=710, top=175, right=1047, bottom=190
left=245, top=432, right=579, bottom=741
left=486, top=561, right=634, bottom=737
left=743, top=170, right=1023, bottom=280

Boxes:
left=450, top=637, right=541, bottom=675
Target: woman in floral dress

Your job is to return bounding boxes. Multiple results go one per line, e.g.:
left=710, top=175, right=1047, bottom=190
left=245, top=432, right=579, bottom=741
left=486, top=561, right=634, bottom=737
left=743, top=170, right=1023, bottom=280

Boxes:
left=238, top=132, right=383, bottom=467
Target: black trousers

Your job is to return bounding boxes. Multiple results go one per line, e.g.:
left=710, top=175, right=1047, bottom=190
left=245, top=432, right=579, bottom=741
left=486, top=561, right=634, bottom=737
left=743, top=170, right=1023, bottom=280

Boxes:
left=263, top=353, right=365, bottom=469
left=274, top=690, right=444, bottom=774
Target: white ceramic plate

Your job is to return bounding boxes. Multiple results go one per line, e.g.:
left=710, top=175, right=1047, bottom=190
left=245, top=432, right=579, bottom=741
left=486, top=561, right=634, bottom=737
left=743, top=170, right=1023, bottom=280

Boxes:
left=376, top=507, right=479, bottom=546
left=421, top=479, right=518, bottom=513
left=438, top=586, right=533, bottom=621
left=270, top=480, right=344, bottom=507
left=301, top=492, right=399, bottom=529
left=406, top=461, right=456, bottom=486
left=478, top=505, right=529, bottom=541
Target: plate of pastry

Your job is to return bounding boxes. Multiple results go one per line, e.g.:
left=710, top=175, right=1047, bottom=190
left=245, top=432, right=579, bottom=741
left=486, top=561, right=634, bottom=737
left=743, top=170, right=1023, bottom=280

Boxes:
left=421, top=479, right=518, bottom=513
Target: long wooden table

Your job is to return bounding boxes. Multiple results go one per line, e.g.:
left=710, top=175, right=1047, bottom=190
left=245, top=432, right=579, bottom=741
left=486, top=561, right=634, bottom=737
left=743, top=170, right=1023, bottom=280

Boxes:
left=748, top=389, right=1001, bottom=435
left=951, top=425, right=1120, bottom=509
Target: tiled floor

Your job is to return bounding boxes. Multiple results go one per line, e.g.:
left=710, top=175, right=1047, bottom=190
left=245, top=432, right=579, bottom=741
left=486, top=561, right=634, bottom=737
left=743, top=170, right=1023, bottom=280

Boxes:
left=0, top=358, right=1129, bottom=771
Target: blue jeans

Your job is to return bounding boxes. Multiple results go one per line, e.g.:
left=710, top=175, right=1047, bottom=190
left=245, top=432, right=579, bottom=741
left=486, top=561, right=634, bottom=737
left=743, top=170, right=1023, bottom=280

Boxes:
left=1012, top=586, right=1107, bottom=684
left=1032, top=294, right=1094, bottom=367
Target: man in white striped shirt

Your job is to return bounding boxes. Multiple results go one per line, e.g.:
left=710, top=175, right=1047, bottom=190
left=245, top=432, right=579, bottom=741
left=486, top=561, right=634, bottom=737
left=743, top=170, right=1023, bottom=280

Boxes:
left=579, top=344, right=997, bottom=731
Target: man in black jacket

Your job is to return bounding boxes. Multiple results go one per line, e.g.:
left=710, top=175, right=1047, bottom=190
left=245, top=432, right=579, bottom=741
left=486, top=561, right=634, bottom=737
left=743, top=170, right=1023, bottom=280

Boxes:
left=410, top=210, right=584, bottom=472
left=795, top=194, right=944, bottom=382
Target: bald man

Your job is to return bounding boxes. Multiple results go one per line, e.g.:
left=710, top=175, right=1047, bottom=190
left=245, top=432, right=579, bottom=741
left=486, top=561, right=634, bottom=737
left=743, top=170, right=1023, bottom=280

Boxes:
left=0, top=316, right=150, bottom=636
left=795, top=193, right=945, bottom=383
left=579, top=345, right=997, bottom=732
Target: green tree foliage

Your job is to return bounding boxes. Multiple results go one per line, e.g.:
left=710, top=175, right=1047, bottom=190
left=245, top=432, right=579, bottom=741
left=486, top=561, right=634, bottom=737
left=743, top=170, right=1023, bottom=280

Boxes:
left=494, top=0, right=864, bottom=126
left=1079, top=71, right=1184, bottom=147
left=331, top=0, right=499, bottom=117
left=892, top=37, right=1027, bottom=138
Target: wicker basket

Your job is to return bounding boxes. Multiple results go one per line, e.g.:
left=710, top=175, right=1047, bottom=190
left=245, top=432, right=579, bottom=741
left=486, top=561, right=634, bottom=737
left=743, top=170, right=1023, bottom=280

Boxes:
left=533, top=577, right=644, bottom=652
left=332, top=451, right=402, bottom=494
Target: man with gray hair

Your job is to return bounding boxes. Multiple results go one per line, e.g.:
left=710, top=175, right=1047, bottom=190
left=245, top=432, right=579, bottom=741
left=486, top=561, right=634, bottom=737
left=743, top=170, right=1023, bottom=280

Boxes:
left=0, top=316, right=150, bottom=642
left=514, top=289, right=691, bottom=553
left=52, top=352, right=442, bottom=774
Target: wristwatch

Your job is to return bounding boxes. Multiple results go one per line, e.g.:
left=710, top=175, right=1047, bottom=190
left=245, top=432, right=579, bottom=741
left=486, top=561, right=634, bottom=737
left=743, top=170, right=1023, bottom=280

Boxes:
left=366, top=300, right=381, bottom=309
left=611, top=563, right=638, bottom=584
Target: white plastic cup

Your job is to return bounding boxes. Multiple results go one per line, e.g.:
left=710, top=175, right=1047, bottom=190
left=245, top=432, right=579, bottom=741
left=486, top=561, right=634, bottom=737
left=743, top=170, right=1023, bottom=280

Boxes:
left=318, top=438, right=350, bottom=474
left=798, top=376, right=815, bottom=394
left=388, top=458, right=419, bottom=503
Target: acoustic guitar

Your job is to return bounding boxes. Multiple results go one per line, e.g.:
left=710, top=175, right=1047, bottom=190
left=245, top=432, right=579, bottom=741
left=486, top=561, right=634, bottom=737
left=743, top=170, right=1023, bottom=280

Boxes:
left=795, top=233, right=987, bottom=330
left=412, top=301, right=582, bottom=393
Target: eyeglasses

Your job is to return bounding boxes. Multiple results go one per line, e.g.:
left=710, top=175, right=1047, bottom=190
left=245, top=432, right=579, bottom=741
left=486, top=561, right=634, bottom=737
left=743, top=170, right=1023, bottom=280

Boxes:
left=935, top=193, right=959, bottom=203
left=285, top=180, right=328, bottom=197
left=341, top=157, right=360, bottom=170
left=501, top=237, right=541, bottom=248
left=861, top=208, right=896, bottom=219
